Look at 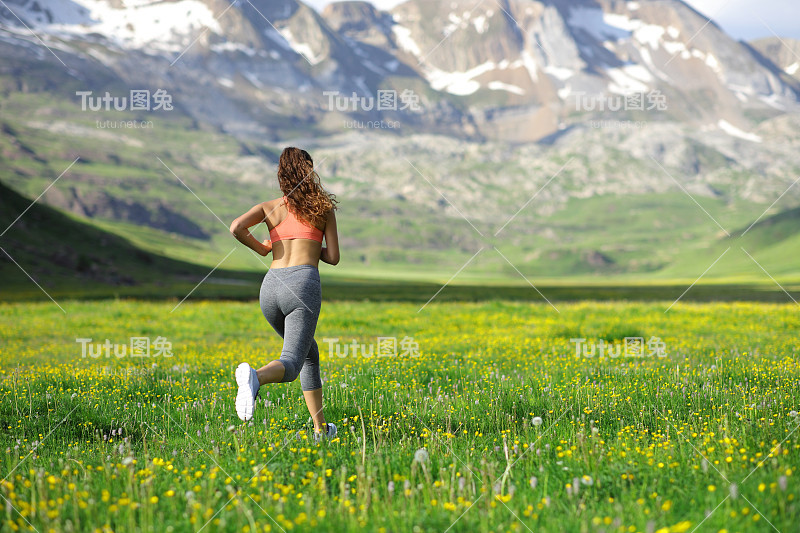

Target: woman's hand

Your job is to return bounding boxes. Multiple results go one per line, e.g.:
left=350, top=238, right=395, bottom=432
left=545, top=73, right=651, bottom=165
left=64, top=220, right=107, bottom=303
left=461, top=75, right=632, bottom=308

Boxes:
left=261, top=239, right=273, bottom=256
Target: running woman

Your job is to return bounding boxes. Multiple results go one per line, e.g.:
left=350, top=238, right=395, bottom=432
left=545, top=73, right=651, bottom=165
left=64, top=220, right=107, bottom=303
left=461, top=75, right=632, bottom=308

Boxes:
left=229, top=147, right=339, bottom=441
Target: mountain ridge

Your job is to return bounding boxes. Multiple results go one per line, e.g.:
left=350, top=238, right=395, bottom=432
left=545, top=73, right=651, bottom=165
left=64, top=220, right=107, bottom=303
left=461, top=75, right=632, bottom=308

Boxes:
left=1, top=0, right=797, bottom=142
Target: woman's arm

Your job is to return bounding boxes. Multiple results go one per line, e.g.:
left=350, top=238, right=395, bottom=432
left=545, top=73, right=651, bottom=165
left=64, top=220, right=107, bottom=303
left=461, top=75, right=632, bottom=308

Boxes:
left=230, top=203, right=272, bottom=256
left=320, top=210, right=340, bottom=265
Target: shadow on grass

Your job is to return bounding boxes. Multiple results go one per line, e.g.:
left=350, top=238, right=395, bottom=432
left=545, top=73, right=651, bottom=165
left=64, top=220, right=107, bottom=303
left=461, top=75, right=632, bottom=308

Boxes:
left=1, top=272, right=799, bottom=304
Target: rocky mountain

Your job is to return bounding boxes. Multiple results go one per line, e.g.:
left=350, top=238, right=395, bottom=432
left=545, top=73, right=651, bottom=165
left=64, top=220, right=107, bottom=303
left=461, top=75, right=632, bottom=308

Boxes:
left=750, top=37, right=800, bottom=83
left=0, top=0, right=797, bottom=142
left=356, top=0, right=799, bottom=140
left=0, top=0, right=472, bottom=137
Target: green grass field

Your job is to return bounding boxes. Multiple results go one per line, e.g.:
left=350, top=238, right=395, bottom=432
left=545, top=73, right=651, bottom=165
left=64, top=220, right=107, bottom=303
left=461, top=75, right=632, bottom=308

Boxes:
left=1, top=299, right=798, bottom=532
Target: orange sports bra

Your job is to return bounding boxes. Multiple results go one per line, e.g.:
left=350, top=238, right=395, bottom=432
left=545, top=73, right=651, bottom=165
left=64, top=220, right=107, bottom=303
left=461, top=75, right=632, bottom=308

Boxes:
left=268, top=196, right=324, bottom=243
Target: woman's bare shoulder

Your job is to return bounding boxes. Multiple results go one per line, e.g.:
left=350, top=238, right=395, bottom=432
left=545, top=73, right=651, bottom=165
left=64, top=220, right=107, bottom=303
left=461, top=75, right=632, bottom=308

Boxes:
left=261, top=197, right=285, bottom=210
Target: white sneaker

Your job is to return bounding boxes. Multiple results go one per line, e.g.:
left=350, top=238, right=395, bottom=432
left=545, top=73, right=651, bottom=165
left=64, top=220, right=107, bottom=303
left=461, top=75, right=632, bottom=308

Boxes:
left=235, top=363, right=259, bottom=421
left=326, top=422, right=337, bottom=439
left=314, top=422, right=337, bottom=444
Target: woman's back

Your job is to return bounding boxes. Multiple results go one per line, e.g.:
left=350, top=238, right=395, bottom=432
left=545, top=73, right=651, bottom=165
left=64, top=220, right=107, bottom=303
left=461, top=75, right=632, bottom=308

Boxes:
left=264, top=196, right=326, bottom=268
left=229, top=146, right=339, bottom=269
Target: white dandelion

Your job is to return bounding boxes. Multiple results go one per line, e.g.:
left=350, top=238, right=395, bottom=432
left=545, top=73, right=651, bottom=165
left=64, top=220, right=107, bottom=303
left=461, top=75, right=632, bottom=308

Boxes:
left=413, top=448, right=429, bottom=464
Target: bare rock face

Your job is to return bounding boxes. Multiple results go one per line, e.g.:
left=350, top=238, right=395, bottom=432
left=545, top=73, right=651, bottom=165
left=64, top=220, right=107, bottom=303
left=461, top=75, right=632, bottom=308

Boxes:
left=585, top=250, right=615, bottom=268
left=750, top=37, right=800, bottom=83
left=43, top=187, right=210, bottom=240
left=323, top=1, right=395, bottom=49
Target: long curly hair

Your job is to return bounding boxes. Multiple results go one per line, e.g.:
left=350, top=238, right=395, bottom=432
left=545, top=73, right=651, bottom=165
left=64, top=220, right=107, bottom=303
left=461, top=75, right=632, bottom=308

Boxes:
left=277, top=147, right=337, bottom=228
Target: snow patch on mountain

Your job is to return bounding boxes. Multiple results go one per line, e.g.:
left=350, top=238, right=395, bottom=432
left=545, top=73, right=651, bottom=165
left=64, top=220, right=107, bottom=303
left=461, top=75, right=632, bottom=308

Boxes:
left=637, top=47, right=671, bottom=82
left=570, top=7, right=691, bottom=61
left=278, top=28, right=324, bottom=65
left=718, top=120, right=762, bottom=143
left=29, top=0, right=222, bottom=52
left=607, top=65, right=652, bottom=94
left=544, top=65, right=574, bottom=81
left=521, top=50, right=539, bottom=82
left=601, top=13, right=669, bottom=50
left=487, top=81, right=525, bottom=95
left=210, top=42, right=258, bottom=57
left=568, top=7, right=629, bottom=42
left=392, top=24, right=422, bottom=57
left=427, top=60, right=497, bottom=95
left=443, top=8, right=493, bottom=37
left=261, top=27, right=292, bottom=53
left=424, top=56, right=546, bottom=96
left=473, top=13, right=489, bottom=34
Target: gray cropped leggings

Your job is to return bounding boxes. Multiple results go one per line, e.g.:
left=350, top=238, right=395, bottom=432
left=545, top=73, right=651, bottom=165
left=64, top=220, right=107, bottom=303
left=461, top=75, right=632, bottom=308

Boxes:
left=259, top=265, right=323, bottom=391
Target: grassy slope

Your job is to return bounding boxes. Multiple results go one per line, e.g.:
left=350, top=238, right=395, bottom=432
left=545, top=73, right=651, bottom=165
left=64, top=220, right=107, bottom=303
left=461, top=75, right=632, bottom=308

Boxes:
left=655, top=205, right=800, bottom=282
left=0, top=178, right=268, bottom=299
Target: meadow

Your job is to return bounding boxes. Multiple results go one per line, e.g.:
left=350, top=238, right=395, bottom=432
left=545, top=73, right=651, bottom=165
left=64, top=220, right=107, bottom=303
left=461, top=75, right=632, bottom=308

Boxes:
left=1, top=298, right=798, bottom=533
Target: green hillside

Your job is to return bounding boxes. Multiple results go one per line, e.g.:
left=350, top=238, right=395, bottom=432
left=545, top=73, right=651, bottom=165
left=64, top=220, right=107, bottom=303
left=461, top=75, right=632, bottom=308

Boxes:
left=652, top=205, right=800, bottom=283
left=0, top=179, right=263, bottom=299
left=2, top=177, right=800, bottom=304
